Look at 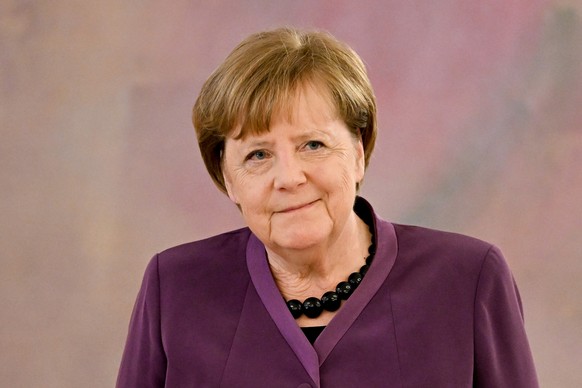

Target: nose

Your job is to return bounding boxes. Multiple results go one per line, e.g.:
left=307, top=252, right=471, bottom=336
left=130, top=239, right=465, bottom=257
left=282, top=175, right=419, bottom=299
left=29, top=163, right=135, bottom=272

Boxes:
left=273, top=153, right=307, bottom=191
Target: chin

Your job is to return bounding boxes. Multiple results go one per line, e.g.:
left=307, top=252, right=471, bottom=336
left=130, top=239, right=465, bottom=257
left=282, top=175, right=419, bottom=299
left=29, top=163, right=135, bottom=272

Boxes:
left=271, top=229, right=329, bottom=251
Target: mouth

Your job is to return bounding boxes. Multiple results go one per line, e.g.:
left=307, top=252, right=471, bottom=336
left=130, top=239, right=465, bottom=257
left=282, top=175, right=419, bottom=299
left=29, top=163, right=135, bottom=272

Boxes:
left=277, top=200, right=318, bottom=213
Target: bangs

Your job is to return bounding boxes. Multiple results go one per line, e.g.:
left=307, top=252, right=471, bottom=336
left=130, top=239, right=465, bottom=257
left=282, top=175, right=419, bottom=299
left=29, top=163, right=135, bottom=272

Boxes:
left=230, top=74, right=336, bottom=140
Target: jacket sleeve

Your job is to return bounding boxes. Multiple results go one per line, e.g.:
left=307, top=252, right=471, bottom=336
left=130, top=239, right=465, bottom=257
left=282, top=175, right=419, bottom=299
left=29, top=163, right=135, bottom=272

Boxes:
left=116, top=255, right=167, bottom=387
left=473, top=246, right=539, bottom=387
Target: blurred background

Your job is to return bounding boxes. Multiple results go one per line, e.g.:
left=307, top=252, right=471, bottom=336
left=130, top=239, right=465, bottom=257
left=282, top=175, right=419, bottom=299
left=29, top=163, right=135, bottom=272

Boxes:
left=1, top=0, right=581, bottom=386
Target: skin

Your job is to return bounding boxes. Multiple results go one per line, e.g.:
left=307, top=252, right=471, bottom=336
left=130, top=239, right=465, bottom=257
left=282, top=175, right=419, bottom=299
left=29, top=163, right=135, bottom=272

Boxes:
left=222, top=82, right=371, bottom=326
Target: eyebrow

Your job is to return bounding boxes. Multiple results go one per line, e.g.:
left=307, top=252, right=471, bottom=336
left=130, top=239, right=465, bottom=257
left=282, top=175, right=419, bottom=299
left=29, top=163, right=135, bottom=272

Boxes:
left=292, top=129, right=333, bottom=144
left=294, top=129, right=330, bottom=140
left=239, top=139, right=273, bottom=150
left=236, top=128, right=332, bottom=150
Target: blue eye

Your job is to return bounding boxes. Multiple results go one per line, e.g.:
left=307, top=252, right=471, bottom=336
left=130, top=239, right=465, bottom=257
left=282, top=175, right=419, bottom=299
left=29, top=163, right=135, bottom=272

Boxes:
left=306, top=141, right=323, bottom=150
left=248, top=150, right=268, bottom=160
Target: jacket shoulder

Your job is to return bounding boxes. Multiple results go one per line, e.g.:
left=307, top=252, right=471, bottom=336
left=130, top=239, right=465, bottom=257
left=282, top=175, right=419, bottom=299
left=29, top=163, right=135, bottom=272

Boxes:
left=392, top=223, right=494, bottom=265
left=154, top=227, right=252, bottom=280
left=159, top=227, right=251, bottom=258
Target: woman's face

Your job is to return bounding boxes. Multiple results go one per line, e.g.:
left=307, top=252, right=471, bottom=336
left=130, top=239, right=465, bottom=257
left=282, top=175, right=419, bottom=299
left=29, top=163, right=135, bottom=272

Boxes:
left=222, top=83, right=365, bottom=252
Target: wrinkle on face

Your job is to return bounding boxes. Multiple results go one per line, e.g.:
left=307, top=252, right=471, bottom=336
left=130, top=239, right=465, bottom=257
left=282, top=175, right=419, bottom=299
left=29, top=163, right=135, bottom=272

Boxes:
left=221, top=81, right=365, bottom=258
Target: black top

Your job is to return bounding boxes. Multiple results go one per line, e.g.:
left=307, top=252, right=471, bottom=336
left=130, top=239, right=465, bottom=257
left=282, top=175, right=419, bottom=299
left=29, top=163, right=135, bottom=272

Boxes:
left=301, top=326, right=326, bottom=344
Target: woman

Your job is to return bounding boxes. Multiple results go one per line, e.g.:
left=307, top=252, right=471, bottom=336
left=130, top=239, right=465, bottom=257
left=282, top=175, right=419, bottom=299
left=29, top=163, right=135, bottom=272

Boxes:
left=117, top=28, right=538, bottom=387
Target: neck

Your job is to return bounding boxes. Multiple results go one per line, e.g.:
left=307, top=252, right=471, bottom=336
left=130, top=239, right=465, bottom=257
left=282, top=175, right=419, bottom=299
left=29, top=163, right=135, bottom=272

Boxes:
left=266, top=212, right=371, bottom=301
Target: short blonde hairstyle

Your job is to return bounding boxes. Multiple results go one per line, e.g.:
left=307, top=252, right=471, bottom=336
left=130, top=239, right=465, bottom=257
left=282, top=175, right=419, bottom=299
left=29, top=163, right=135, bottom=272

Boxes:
left=193, top=27, right=377, bottom=194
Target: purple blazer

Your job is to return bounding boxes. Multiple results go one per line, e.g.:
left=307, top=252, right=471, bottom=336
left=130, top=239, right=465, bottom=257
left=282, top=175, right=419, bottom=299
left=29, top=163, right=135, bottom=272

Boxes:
left=117, top=198, right=538, bottom=387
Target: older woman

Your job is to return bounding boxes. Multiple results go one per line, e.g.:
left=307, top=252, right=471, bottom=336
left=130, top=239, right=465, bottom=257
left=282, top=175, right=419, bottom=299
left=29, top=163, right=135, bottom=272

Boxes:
left=117, top=28, right=538, bottom=387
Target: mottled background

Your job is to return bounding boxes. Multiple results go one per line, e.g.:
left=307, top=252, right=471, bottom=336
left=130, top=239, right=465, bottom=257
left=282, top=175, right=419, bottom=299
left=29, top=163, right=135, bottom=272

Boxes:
left=1, top=0, right=581, bottom=386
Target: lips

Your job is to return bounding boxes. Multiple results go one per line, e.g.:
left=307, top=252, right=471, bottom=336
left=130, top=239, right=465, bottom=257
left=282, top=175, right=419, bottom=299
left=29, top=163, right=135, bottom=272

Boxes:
left=277, top=200, right=318, bottom=213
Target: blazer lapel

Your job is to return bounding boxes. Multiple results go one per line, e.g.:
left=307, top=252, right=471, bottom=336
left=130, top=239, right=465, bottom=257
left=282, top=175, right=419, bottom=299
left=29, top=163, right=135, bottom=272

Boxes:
left=313, top=217, right=398, bottom=364
left=246, top=214, right=398, bottom=381
left=246, top=234, right=321, bottom=385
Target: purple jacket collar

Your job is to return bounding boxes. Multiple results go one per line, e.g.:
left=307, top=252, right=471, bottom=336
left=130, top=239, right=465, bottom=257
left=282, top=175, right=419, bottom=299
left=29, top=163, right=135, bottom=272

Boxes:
left=246, top=197, right=398, bottom=385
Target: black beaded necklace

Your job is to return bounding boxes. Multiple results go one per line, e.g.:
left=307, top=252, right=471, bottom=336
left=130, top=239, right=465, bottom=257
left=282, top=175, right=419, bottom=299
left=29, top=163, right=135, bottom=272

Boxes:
left=285, top=225, right=376, bottom=319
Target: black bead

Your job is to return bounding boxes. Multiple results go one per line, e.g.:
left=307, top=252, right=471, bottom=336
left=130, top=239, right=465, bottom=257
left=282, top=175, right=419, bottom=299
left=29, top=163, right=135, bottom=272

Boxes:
left=321, top=291, right=341, bottom=312
left=360, top=264, right=369, bottom=276
left=336, top=281, right=353, bottom=300
left=302, top=297, right=323, bottom=318
left=348, top=272, right=363, bottom=288
left=284, top=218, right=376, bottom=320
left=287, top=299, right=303, bottom=319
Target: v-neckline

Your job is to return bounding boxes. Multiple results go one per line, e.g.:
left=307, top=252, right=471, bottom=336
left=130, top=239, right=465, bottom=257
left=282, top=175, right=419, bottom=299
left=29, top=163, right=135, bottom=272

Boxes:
left=246, top=198, right=398, bottom=386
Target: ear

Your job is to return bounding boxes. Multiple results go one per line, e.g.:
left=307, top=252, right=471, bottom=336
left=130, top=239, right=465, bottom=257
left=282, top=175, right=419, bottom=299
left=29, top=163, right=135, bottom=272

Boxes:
left=354, top=137, right=365, bottom=182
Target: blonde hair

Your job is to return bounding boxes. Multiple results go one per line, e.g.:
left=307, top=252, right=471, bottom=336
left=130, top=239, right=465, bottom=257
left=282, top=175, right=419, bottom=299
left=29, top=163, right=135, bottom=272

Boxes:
left=193, top=27, right=377, bottom=194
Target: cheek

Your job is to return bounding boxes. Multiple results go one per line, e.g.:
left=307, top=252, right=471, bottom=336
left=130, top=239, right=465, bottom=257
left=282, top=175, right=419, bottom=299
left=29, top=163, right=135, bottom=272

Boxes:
left=326, top=152, right=364, bottom=190
left=310, top=162, right=352, bottom=195
left=229, top=172, right=270, bottom=211
left=222, top=168, right=239, bottom=204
